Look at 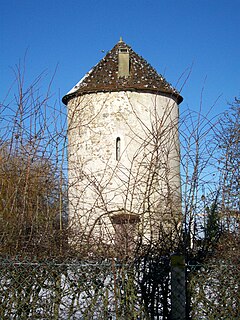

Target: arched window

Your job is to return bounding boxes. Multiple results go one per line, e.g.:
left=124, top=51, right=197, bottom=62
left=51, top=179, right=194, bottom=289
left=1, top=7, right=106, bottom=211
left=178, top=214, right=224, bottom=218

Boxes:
left=116, top=137, right=121, bottom=161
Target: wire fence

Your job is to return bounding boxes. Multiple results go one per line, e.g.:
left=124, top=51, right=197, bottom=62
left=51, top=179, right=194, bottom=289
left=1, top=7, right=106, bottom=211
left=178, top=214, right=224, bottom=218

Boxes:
left=0, top=255, right=239, bottom=319
left=0, top=257, right=148, bottom=320
left=188, top=260, right=240, bottom=320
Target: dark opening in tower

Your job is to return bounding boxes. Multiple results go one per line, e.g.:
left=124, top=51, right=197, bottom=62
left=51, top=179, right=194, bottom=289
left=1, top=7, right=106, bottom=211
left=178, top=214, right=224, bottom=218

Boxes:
left=116, top=137, right=121, bottom=161
left=111, top=212, right=140, bottom=256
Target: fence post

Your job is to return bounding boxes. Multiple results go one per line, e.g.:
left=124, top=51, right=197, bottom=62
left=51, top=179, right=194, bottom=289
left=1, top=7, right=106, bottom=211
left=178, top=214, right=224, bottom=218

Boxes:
left=171, top=254, right=186, bottom=320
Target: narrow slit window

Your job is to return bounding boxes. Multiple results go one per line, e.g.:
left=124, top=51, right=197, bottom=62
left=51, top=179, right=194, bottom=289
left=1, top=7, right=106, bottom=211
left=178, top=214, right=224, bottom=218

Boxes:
left=116, top=137, right=121, bottom=161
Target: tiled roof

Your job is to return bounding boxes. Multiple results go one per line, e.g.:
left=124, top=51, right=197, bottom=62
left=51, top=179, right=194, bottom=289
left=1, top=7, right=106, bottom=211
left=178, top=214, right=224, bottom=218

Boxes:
left=62, top=40, right=183, bottom=105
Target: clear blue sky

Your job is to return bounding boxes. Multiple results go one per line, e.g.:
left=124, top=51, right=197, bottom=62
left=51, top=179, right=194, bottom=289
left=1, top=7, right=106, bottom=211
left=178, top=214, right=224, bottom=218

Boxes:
left=1, top=0, right=239, bottom=116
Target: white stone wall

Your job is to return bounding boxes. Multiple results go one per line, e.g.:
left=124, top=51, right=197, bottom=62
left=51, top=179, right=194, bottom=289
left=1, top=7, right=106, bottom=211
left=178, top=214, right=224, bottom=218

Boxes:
left=67, top=91, right=181, bottom=245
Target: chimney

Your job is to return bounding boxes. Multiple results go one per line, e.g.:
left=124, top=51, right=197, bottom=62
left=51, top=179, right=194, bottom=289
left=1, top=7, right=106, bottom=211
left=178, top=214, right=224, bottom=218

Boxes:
left=118, top=43, right=130, bottom=78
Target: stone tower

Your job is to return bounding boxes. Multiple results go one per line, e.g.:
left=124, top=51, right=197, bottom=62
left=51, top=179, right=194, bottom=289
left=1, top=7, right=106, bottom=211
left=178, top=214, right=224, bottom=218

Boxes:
left=62, top=39, right=183, bottom=252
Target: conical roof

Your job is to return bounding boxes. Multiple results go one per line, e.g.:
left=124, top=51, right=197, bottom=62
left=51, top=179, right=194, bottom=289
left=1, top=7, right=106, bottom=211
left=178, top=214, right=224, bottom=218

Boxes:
left=62, top=40, right=183, bottom=105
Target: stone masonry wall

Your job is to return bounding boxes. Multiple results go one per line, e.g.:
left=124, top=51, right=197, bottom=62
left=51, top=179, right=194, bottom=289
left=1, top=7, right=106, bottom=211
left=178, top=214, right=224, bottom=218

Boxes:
left=67, top=91, right=181, bottom=247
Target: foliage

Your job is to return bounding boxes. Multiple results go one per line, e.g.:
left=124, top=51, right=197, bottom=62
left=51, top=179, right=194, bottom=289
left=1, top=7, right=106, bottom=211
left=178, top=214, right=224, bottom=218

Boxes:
left=0, top=144, right=64, bottom=255
left=189, top=231, right=240, bottom=319
left=217, top=98, right=240, bottom=233
left=0, top=63, right=67, bottom=256
left=205, top=202, right=221, bottom=242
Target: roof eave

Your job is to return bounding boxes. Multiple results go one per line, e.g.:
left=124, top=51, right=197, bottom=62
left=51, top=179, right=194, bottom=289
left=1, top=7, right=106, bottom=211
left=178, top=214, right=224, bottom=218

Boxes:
left=62, top=87, right=183, bottom=105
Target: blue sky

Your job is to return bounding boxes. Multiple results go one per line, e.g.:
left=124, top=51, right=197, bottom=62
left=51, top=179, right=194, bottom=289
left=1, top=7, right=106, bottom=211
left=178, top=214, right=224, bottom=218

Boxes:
left=1, top=0, right=239, bottom=116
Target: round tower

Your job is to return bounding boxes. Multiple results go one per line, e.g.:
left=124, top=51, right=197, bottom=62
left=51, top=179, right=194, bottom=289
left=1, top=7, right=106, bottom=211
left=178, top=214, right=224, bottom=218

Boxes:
left=63, top=39, right=183, bottom=252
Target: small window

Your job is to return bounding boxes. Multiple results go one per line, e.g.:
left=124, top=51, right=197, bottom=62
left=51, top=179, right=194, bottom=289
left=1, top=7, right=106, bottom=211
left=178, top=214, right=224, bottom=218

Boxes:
left=116, top=137, right=121, bottom=161
left=119, top=48, right=128, bottom=53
